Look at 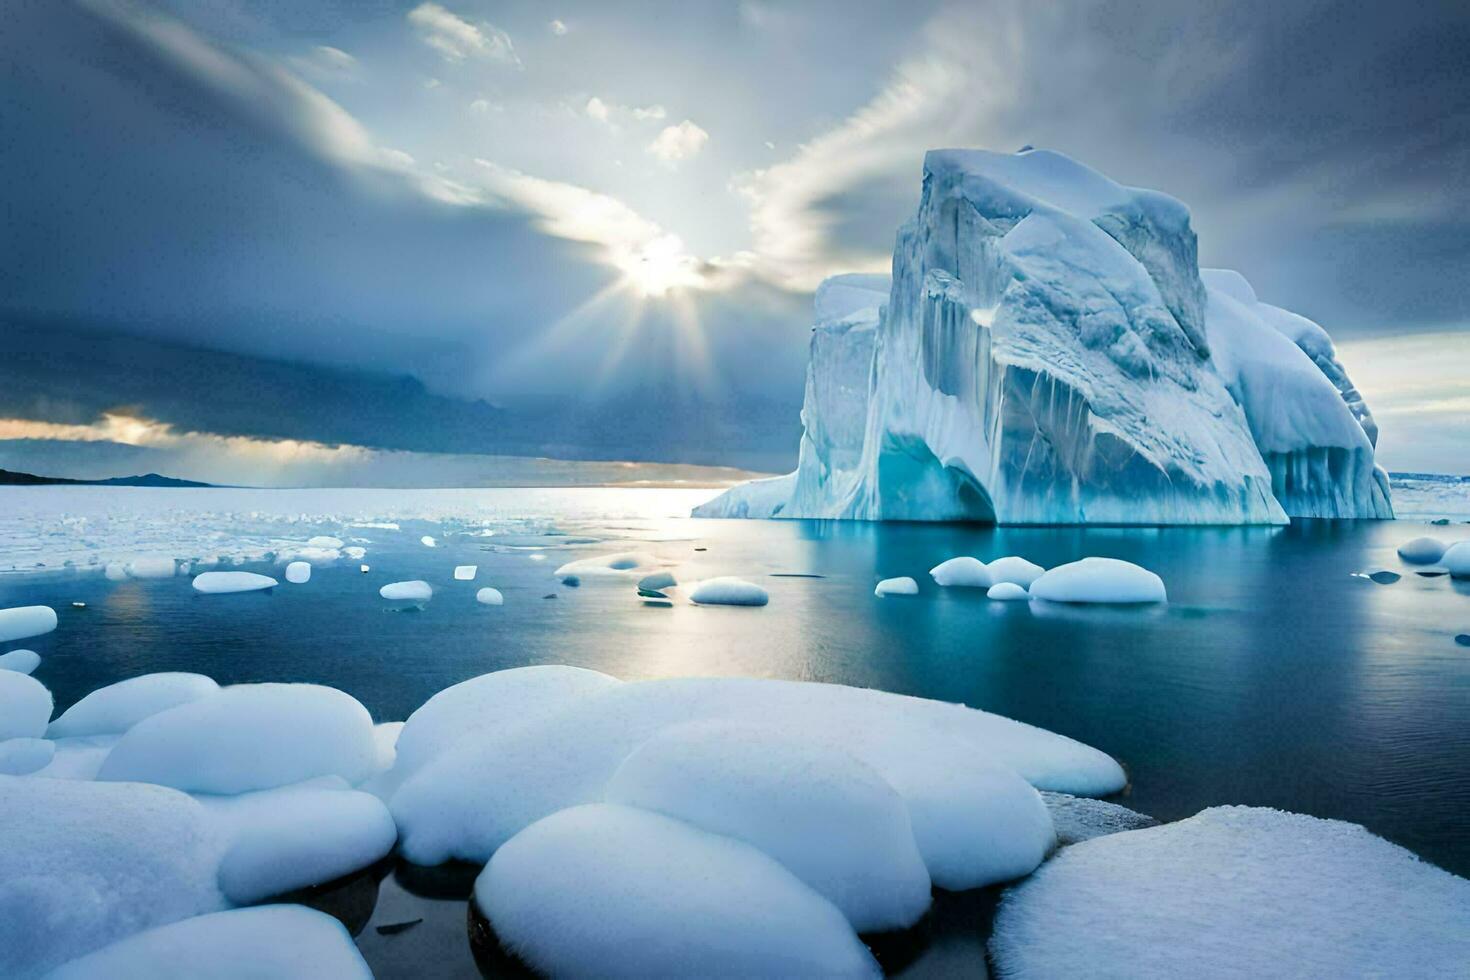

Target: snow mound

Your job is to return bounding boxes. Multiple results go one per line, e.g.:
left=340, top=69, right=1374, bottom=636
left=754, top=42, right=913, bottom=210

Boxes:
left=638, top=571, right=678, bottom=591
left=988, top=582, right=1029, bottom=601
left=990, top=806, right=1470, bottom=979
left=1397, top=536, right=1447, bottom=564
left=0, top=605, right=58, bottom=643
left=285, top=561, right=311, bottom=584
left=98, top=683, right=377, bottom=794
left=0, top=670, right=52, bottom=739
left=0, top=648, right=41, bottom=674
left=475, top=803, right=879, bottom=979
left=930, top=556, right=992, bottom=587
left=380, top=580, right=432, bottom=601
left=454, top=565, right=478, bottom=581
left=0, top=737, right=55, bottom=775
left=605, top=721, right=932, bottom=932
left=553, top=551, right=658, bottom=577
left=48, top=672, right=220, bottom=739
left=307, top=535, right=344, bottom=549
left=1029, top=558, right=1166, bottom=604
left=192, top=571, right=277, bottom=594
left=875, top=576, right=920, bottom=597
left=44, top=905, right=372, bottom=980
left=1443, top=541, right=1470, bottom=578
left=476, top=587, right=504, bottom=605
left=0, top=776, right=223, bottom=979
left=986, top=556, right=1045, bottom=587
left=35, top=734, right=120, bottom=780
left=125, top=556, right=177, bottom=579
left=689, top=577, right=769, bottom=606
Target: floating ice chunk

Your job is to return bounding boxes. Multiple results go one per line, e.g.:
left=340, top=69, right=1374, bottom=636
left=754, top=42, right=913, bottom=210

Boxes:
left=1396, top=536, right=1447, bottom=564
left=206, top=783, right=398, bottom=905
left=343, top=545, right=366, bottom=560
left=105, top=562, right=128, bottom=581
left=98, top=683, right=378, bottom=794
left=554, top=552, right=658, bottom=577
left=48, top=672, right=220, bottom=739
left=126, top=556, right=177, bottom=579
left=454, top=565, right=478, bottom=581
left=192, top=572, right=277, bottom=594
left=0, top=605, right=57, bottom=643
left=875, top=576, right=919, bottom=597
left=359, top=564, right=370, bottom=573
left=1444, top=541, right=1470, bottom=578
left=0, top=776, right=224, bottom=978
left=285, top=561, right=312, bottom=584
left=637, top=571, right=678, bottom=591
left=476, top=803, right=879, bottom=979
left=420, top=535, right=437, bottom=547
left=0, top=671, right=52, bottom=739
left=605, top=722, right=931, bottom=932
left=0, top=649, right=40, bottom=674
left=989, top=806, right=1470, bottom=979
left=0, top=737, right=54, bottom=775
left=689, top=577, right=769, bottom=606
left=476, top=587, right=504, bottom=606
left=35, top=734, right=119, bottom=780
left=281, top=546, right=339, bottom=565
left=528, top=553, right=546, bottom=561
left=988, top=582, right=1030, bottom=601
left=930, top=557, right=991, bottom=588
left=1029, top=557, right=1166, bottom=604
left=380, top=580, right=432, bottom=601
left=307, top=535, right=344, bottom=549
left=44, top=906, right=373, bottom=980
left=986, top=556, right=1045, bottom=588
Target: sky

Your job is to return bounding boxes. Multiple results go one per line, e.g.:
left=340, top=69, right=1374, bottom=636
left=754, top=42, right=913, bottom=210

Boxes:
left=0, top=0, right=1466, bottom=483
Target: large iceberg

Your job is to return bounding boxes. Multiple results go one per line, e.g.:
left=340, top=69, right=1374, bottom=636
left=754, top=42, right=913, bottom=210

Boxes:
left=697, top=149, right=1391, bottom=524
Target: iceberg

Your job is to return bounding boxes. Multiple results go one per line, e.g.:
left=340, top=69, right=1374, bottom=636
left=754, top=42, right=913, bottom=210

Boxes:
left=874, top=576, right=919, bottom=597
left=697, top=149, right=1391, bottom=524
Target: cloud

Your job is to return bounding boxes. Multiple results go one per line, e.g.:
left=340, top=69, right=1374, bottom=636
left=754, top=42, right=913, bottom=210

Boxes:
left=585, top=97, right=667, bottom=127
left=633, top=105, right=666, bottom=121
left=585, top=96, right=610, bottom=122
left=1335, top=330, right=1470, bottom=472
left=647, top=119, right=709, bottom=165
left=549, top=19, right=569, bottom=37
left=407, top=3, right=519, bottom=66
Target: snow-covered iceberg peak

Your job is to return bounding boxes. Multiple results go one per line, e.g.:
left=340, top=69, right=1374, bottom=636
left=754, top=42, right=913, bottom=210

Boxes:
left=698, top=148, right=1391, bottom=524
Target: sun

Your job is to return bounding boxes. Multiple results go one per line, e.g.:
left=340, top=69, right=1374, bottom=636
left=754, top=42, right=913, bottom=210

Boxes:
left=620, top=233, right=703, bottom=298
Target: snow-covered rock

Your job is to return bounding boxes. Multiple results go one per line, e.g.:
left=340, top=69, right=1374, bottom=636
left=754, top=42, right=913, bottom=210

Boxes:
left=689, top=577, right=769, bottom=606
left=454, top=564, right=478, bottom=581
left=930, top=556, right=991, bottom=587
left=0, top=605, right=57, bottom=643
left=98, top=683, right=378, bottom=794
left=989, top=806, right=1470, bottom=979
left=1397, top=536, right=1448, bottom=564
left=875, top=576, right=919, bottom=597
left=988, top=582, right=1029, bottom=601
left=380, top=580, right=432, bottom=601
left=192, top=571, right=277, bottom=594
left=1443, top=541, right=1470, bottom=578
left=1029, top=557, right=1166, bottom=604
left=48, top=672, right=220, bottom=739
left=553, top=552, right=658, bottom=577
left=476, top=587, right=504, bottom=605
left=475, top=803, right=879, bottom=979
left=44, top=906, right=372, bottom=980
left=604, top=722, right=932, bottom=932
left=285, top=561, right=312, bottom=584
left=698, top=149, right=1390, bottom=526
left=0, top=776, right=224, bottom=979
left=986, top=556, right=1045, bottom=587
left=0, top=737, right=54, bottom=775
left=0, top=648, right=40, bottom=674
left=0, top=670, right=52, bottom=739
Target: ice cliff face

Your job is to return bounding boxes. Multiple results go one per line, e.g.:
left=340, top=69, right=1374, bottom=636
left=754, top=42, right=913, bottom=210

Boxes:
left=697, top=149, right=1392, bottom=524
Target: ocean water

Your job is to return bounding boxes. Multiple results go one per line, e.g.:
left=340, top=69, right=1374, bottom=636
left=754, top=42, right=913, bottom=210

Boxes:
left=3, top=485, right=1469, bottom=976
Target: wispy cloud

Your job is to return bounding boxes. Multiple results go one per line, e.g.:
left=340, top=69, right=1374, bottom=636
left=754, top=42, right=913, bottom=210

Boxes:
left=548, top=19, right=569, bottom=37
left=647, top=119, right=709, bottom=166
left=0, top=413, right=369, bottom=466
left=407, top=3, right=519, bottom=66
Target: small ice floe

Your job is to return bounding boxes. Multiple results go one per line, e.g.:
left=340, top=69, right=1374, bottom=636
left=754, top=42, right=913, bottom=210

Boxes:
left=285, top=561, right=312, bottom=584
left=71, top=600, right=86, bottom=608
left=192, top=571, right=278, bottom=594
left=554, top=552, right=658, bottom=578
left=307, top=535, right=344, bottom=550
left=420, top=535, right=437, bottom=548
left=989, top=806, right=1470, bottom=979
left=360, top=564, right=371, bottom=573
left=476, top=588, right=504, bottom=606
left=0, top=604, right=58, bottom=643
left=1444, top=541, right=1470, bottom=578
left=283, top=546, right=340, bottom=565
left=43, top=906, right=373, bottom=980
left=1397, top=536, right=1447, bottom=564
left=0, top=648, right=41, bottom=674
left=988, top=582, right=1029, bottom=601
left=986, top=556, right=1045, bottom=588
left=528, top=553, right=547, bottom=561
left=475, top=804, right=880, bottom=979
left=104, top=562, right=128, bottom=581
left=1029, top=558, right=1166, bottom=604
left=126, top=555, right=177, bottom=579
left=380, top=580, right=432, bottom=602
left=454, top=565, right=478, bottom=581
left=0, top=670, right=52, bottom=738
left=343, top=545, right=367, bottom=560
left=875, top=576, right=919, bottom=597
left=689, top=577, right=769, bottom=606
left=48, top=672, right=219, bottom=739
left=0, top=736, right=54, bottom=775
left=638, top=571, right=678, bottom=592
left=930, top=556, right=990, bottom=587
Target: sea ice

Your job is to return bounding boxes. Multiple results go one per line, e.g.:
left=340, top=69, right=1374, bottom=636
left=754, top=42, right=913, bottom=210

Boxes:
left=1396, top=536, right=1447, bottom=564
left=988, top=582, right=1029, bottom=601
left=989, top=806, right=1470, bottom=979
left=454, top=565, right=478, bottom=580
left=284, top=561, right=312, bottom=584
left=0, top=737, right=54, bottom=775
left=380, top=580, right=432, bottom=601
left=98, top=683, right=378, bottom=794
left=420, top=535, right=437, bottom=547
left=307, top=536, right=344, bottom=549
left=44, top=906, right=373, bottom=980
left=0, top=648, right=41, bottom=674
left=930, top=556, right=991, bottom=587
left=986, top=556, right=1045, bottom=588
left=48, top=672, right=220, bottom=738
left=875, top=576, right=919, bottom=597
left=343, top=545, right=367, bottom=560
left=688, top=577, right=769, bottom=606
left=476, top=587, right=504, bottom=605
left=0, top=670, right=52, bottom=739
left=604, top=722, right=932, bottom=932
left=1443, top=541, right=1470, bottom=578
left=1029, top=558, right=1166, bottom=604
left=0, top=605, right=57, bottom=643
left=126, top=556, right=177, bottom=579
left=476, top=803, right=879, bottom=979
left=553, top=552, right=658, bottom=577
left=279, top=546, right=339, bottom=564
left=105, top=562, right=128, bottom=581
left=191, top=571, right=278, bottom=594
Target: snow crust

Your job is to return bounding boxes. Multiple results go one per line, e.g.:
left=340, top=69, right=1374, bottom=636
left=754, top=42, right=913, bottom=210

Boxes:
left=476, top=803, right=880, bottom=979
left=930, top=556, right=991, bottom=587
left=380, top=580, right=432, bottom=601
left=1029, top=558, right=1166, bottom=604
left=1397, top=536, right=1447, bottom=564
left=476, top=587, right=504, bottom=605
left=988, top=582, right=1029, bottom=601
left=875, top=576, right=919, bottom=597
left=0, top=670, right=52, bottom=738
left=285, top=561, right=311, bottom=584
left=688, top=576, right=769, bottom=606
left=0, top=605, right=58, bottom=643
left=990, top=806, right=1470, bottom=979
left=191, top=571, right=277, bottom=594
left=0, top=648, right=41, bottom=674
left=49, top=672, right=220, bottom=738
